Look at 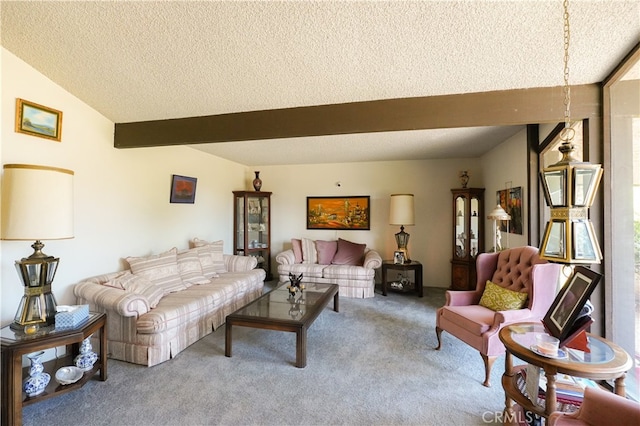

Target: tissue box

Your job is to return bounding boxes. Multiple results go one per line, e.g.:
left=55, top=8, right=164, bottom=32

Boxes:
left=55, top=305, right=89, bottom=329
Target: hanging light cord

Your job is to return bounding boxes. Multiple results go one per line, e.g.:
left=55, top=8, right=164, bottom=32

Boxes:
left=561, top=0, right=575, bottom=142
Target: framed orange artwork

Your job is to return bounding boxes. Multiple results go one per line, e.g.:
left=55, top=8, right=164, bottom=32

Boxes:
left=306, top=196, right=370, bottom=230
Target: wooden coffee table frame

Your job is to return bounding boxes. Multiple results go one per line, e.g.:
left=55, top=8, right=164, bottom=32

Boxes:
left=225, top=283, right=339, bottom=368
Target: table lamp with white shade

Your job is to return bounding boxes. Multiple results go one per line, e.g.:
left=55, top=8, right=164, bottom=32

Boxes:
left=1, top=164, right=74, bottom=330
left=487, top=204, right=510, bottom=252
left=389, top=194, right=415, bottom=263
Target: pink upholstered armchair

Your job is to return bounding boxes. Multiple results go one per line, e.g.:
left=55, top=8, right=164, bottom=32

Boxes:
left=435, top=246, right=562, bottom=387
left=548, top=386, right=640, bottom=426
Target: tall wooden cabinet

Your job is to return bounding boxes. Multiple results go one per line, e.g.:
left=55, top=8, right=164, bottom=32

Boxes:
left=451, top=188, right=484, bottom=290
left=233, top=191, right=272, bottom=280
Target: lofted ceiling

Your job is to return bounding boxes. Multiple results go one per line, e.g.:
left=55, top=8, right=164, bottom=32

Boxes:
left=1, top=0, right=639, bottom=166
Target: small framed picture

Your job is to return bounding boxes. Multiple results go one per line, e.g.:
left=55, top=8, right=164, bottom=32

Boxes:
left=15, top=98, right=63, bottom=141
left=542, top=266, right=602, bottom=342
left=170, top=175, right=197, bottom=204
left=393, top=251, right=405, bottom=265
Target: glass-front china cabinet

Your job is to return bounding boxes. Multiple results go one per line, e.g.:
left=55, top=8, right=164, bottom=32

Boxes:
left=233, top=191, right=272, bottom=280
left=451, top=188, right=484, bottom=290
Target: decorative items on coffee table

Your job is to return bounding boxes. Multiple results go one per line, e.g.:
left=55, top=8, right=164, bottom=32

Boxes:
left=287, top=273, right=305, bottom=298
left=233, top=190, right=272, bottom=279
left=381, top=260, right=423, bottom=297
left=0, top=312, right=107, bottom=425
left=451, top=187, right=484, bottom=290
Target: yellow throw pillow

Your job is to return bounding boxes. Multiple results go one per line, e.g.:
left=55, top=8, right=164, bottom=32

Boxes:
left=479, top=280, right=528, bottom=311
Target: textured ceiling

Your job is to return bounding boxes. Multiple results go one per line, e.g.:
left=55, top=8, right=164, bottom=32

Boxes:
left=2, top=0, right=639, bottom=166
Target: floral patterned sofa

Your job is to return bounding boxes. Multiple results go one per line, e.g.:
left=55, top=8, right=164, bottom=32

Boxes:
left=276, top=238, right=382, bottom=298
left=74, top=239, right=264, bottom=367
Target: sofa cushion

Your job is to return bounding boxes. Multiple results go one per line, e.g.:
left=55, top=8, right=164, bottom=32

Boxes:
left=191, top=238, right=227, bottom=275
left=126, top=248, right=187, bottom=295
left=316, top=240, right=338, bottom=265
left=177, top=248, right=210, bottom=285
left=103, top=271, right=164, bottom=308
left=331, top=238, right=366, bottom=266
left=281, top=263, right=326, bottom=278
left=323, top=264, right=375, bottom=280
left=479, top=280, right=528, bottom=311
left=291, top=238, right=303, bottom=263
left=301, top=237, right=318, bottom=264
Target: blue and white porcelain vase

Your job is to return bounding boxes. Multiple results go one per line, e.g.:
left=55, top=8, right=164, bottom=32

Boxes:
left=23, top=351, right=50, bottom=397
left=74, top=335, right=98, bottom=371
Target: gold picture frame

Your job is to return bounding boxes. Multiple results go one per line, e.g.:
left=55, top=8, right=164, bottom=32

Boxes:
left=15, top=98, right=63, bottom=141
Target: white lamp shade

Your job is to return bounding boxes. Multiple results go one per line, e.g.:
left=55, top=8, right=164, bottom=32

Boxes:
left=389, top=194, right=415, bottom=225
left=1, top=164, right=74, bottom=240
left=487, top=204, right=511, bottom=221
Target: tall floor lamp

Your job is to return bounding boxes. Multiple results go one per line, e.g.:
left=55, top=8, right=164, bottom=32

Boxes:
left=389, top=194, right=415, bottom=263
left=1, top=164, right=74, bottom=330
left=487, top=204, right=510, bottom=252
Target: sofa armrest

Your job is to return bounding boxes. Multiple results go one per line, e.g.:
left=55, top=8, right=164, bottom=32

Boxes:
left=276, top=249, right=296, bottom=265
left=74, top=281, right=149, bottom=317
left=223, top=254, right=258, bottom=272
left=363, top=250, right=382, bottom=269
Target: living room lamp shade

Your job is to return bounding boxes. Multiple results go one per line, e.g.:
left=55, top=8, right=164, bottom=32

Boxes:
left=487, top=204, right=510, bottom=252
left=389, top=194, right=415, bottom=262
left=1, top=164, right=74, bottom=329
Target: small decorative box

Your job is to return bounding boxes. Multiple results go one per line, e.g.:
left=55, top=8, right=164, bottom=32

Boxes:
left=55, top=305, right=89, bottom=329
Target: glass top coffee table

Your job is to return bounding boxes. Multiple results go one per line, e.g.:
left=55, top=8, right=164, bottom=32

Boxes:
left=225, top=282, right=339, bottom=368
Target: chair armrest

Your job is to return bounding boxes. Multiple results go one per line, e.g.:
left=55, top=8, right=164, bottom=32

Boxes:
left=276, top=249, right=296, bottom=265
left=363, top=250, right=382, bottom=269
left=493, top=308, right=534, bottom=326
left=74, top=282, right=149, bottom=317
left=445, top=290, right=482, bottom=306
left=223, top=254, right=258, bottom=272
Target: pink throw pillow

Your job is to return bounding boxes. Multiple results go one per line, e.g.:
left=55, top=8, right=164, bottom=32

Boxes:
left=291, top=239, right=303, bottom=263
left=332, top=238, right=366, bottom=266
left=316, top=240, right=338, bottom=265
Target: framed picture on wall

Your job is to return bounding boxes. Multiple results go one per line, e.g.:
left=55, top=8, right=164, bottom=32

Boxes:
left=15, top=98, right=63, bottom=141
left=170, top=174, right=197, bottom=204
left=306, top=196, right=370, bottom=230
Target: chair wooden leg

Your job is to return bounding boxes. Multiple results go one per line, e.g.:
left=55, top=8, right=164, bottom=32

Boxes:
left=435, top=327, right=443, bottom=350
left=481, top=353, right=497, bottom=387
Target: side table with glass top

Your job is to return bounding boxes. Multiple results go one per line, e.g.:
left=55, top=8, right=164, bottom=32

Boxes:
left=1, top=312, right=107, bottom=426
left=499, top=322, right=632, bottom=425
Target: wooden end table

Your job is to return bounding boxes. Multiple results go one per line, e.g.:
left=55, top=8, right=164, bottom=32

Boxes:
left=499, top=322, right=632, bottom=425
left=381, top=260, right=423, bottom=297
left=1, top=312, right=107, bottom=426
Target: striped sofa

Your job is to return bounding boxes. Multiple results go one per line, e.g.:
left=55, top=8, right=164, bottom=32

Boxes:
left=276, top=238, right=382, bottom=298
left=74, top=243, right=264, bottom=367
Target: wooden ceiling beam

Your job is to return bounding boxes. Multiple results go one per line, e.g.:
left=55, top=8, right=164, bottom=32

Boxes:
left=114, top=84, right=601, bottom=148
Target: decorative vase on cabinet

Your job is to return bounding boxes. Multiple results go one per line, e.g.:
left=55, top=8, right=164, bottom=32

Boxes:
left=451, top=187, right=484, bottom=290
left=233, top=191, right=272, bottom=280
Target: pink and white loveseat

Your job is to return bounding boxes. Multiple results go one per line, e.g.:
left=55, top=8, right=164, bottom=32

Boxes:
left=74, top=239, right=264, bottom=367
left=276, top=238, right=382, bottom=298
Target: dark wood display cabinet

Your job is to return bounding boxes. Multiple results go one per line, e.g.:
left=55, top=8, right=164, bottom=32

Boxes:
left=233, top=191, right=272, bottom=280
left=451, top=187, right=484, bottom=290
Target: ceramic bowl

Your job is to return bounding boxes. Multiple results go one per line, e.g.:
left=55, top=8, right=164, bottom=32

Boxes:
left=55, top=366, right=83, bottom=385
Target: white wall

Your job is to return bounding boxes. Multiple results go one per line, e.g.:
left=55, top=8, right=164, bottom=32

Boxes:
left=1, top=47, right=533, bottom=327
left=481, top=129, right=530, bottom=250
left=1, top=48, right=247, bottom=325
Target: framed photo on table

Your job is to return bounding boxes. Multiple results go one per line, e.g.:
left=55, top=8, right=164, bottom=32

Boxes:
left=393, top=251, right=405, bottom=265
left=542, top=266, right=602, bottom=342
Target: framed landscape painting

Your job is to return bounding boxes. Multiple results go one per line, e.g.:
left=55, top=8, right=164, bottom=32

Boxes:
left=307, top=196, right=370, bottom=230
left=170, top=175, right=197, bottom=204
left=15, top=98, right=63, bottom=141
